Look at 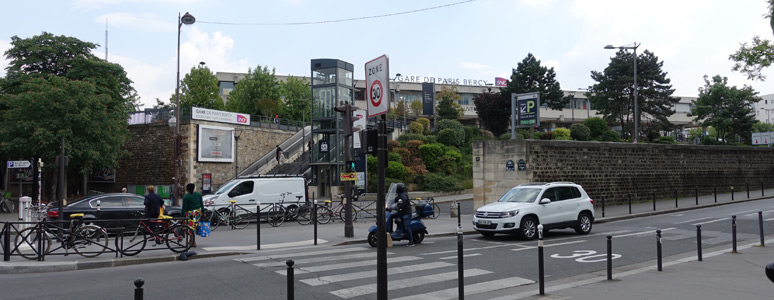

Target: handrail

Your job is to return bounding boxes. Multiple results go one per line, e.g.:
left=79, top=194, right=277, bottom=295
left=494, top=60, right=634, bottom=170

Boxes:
left=238, top=126, right=312, bottom=177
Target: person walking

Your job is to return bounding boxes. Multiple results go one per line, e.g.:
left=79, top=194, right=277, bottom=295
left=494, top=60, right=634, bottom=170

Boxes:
left=182, top=183, right=204, bottom=247
left=276, top=145, right=283, bottom=165
left=143, top=185, right=164, bottom=232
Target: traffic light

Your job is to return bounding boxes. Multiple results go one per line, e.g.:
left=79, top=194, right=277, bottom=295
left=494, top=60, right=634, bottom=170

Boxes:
left=334, top=104, right=362, bottom=138
left=346, top=160, right=356, bottom=173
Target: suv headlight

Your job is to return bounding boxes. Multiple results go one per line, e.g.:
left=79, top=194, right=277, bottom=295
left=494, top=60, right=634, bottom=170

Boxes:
left=500, top=210, right=519, bottom=218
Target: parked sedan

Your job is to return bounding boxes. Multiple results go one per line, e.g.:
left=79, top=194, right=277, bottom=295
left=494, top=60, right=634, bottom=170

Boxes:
left=46, top=193, right=182, bottom=230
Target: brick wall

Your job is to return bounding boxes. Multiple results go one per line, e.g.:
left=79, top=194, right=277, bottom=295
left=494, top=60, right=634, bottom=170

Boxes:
left=473, top=139, right=774, bottom=209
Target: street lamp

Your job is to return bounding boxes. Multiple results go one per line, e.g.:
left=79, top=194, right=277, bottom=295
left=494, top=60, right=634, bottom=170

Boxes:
left=400, top=96, right=406, bottom=130
left=234, top=130, right=242, bottom=178
left=605, top=42, right=640, bottom=143
left=174, top=11, right=195, bottom=205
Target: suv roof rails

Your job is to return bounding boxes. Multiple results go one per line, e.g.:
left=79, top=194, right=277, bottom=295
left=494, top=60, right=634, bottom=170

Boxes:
left=518, top=182, right=549, bottom=186
left=518, top=182, right=577, bottom=187
left=549, top=181, right=577, bottom=185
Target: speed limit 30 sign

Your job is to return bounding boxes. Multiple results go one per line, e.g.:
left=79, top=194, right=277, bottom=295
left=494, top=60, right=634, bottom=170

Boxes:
left=365, top=55, right=390, bottom=117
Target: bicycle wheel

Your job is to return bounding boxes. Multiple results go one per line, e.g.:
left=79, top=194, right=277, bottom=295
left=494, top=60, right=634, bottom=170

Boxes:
left=15, top=227, right=51, bottom=260
left=232, top=206, right=250, bottom=229
left=430, top=203, right=441, bottom=219
left=115, top=227, right=147, bottom=257
left=295, top=205, right=312, bottom=225
left=267, top=205, right=285, bottom=227
left=208, top=209, right=225, bottom=231
left=73, top=225, right=109, bottom=258
left=338, top=205, right=358, bottom=222
left=1, top=200, right=13, bottom=213
left=315, top=205, right=332, bottom=224
left=285, top=205, right=298, bottom=221
left=165, top=224, right=193, bottom=253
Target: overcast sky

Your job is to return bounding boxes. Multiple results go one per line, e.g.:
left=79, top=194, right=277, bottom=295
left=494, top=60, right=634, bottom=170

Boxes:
left=2, top=0, right=773, bottom=109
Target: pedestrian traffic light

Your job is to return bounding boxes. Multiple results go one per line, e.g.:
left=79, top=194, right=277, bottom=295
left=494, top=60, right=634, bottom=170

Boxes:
left=334, top=105, right=361, bottom=137
left=346, top=160, right=356, bottom=173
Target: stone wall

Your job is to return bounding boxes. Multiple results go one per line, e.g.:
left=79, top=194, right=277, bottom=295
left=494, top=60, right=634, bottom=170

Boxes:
left=473, top=139, right=774, bottom=209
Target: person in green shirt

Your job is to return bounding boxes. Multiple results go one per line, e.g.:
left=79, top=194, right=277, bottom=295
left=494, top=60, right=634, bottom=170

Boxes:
left=182, top=183, right=204, bottom=247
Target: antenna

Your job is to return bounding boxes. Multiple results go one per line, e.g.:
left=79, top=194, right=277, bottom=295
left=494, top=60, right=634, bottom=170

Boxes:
left=105, top=18, right=108, bottom=61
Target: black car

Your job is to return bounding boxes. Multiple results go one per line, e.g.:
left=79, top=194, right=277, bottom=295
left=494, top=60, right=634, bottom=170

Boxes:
left=46, top=193, right=182, bottom=229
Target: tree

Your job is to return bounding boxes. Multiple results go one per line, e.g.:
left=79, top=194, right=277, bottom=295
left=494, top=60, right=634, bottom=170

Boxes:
left=587, top=49, right=679, bottom=138
left=729, top=1, right=774, bottom=81
left=501, top=53, right=567, bottom=111
left=171, top=65, right=223, bottom=115
left=0, top=32, right=135, bottom=174
left=690, top=75, right=760, bottom=144
left=473, top=91, right=510, bottom=136
left=436, top=86, right=463, bottom=119
left=279, top=76, right=311, bottom=121
left=225, top=65, right=281, bottom=116
left=410, top=99, right=423, bottom=117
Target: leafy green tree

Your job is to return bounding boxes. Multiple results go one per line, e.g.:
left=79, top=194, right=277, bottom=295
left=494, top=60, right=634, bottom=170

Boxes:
left=690, top=75, right=760, bottom=144
left=280, top=76, right=311, bottom=121
left=434, top=119, right=465, bottom=146
left=587, top=49, right=679, bottom=138
left=225, top=65, right=281, bottom=116
left=501, top=53, right=567, bottom=110
left=0, top=32, right=134, bottom=174
left=753, top=121, right=774, bottom=132
left=583, top=117, right=608, bottom=140
left=410, top=100, right=423, bottom=117
left=729, top=1, right=774, bottom=80
left=436, top=86, right=463, bottom=119
left=473, top=91, right=510, bottom=136
left=171, top=65, right=223, bottom=115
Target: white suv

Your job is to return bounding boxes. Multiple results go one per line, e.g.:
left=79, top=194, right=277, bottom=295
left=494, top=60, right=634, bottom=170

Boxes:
left=473, top=182, right=594, bottom=240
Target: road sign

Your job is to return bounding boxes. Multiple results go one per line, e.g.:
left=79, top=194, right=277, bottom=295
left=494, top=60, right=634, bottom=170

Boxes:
left=365, top=55, right=390, bottom=117
left=7, top=160, right=30, bottom=168
left=340, top=172, right=358, bottom=181
left=515, top=92, right=540, bottom=128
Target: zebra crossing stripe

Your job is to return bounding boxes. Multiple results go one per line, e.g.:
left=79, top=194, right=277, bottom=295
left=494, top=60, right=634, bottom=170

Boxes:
left=252, top=251, right=386, bottom=268
left=391, top=277, right=535, bottom=300
left=204, top=239, right=329, bottom=251
left=302, top=262, right=454, bottom=286
left=235, top=247, right=367, bottom=262
left=329, top=269, right=492, bottom=299
left=275, top=256, right=422, bottom=275
left=744, top=210, right=774, bottom=217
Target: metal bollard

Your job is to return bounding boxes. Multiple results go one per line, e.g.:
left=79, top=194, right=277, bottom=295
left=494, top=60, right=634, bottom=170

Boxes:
left=601, top=196, right=605, bottom=218
left=134, top=277, right=144, bottom=300
left=714, top=185, right=717, bottom=203
left=657, top=230, right=663, bottom=271
left=628, top=194, right=632, bottom=214
left=695, top=187, right=698, bottom=206
left=313, top=200, right=318, bottom=246
left=607, top=235, right=613, bottom=280
left=732, top=186, right=735, bottom=201
left=697, top=225, right=702, bottom=261
left=538, top=224, right=545, bottom=295
left=759, top=211, right=765, bottom=247
left=732, top=215, right=738, bottom=253
left=653, top=193, right=656, bottom=211
left=457, top=203, right=464, bottom=300
left=287, top=259, right=295, bottom=300
left=257, top=202, right=261, bottom=251
left=3, top=224, right=10, bottom=262
left=675, top=189, right=678, bottom=208
left=763, top=181, right=765, bottom=197
left=747, top=182, right=750, bottom=198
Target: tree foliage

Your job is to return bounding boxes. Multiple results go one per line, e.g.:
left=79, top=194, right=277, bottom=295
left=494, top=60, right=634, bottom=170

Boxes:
left=435, top=86, right=463, bottom=119
left=279, top=76, right=311, bottom=121
left=729, top=1, right=774, bottom=81
left=501, top=53, right=567, bottom=110
left=473, top=91, right=510, bottom=136
left=587, top=49, right=679, bottom=138
left=172, top=65, right=223, bottom=115
left=690, top=75, right=760, bottom=144
left=0, top=32, right=135, bottom=173
left=225, top=65, right=281, bottom=116
left=583, top=117, right=608, bottom=140
left=409, top=99, right=423, bottom=117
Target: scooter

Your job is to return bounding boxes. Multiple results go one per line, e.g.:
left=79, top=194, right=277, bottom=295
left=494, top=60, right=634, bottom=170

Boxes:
left=367, top=202, right=432, bottom=247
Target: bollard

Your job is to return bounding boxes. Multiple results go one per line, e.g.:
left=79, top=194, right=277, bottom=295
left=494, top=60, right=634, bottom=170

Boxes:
left=457, top=202, right=461, bottom=227
left=450, top=200, right=459, bottom=218
left=675, top=189, right=678, bottom=208
left=695, top=187, right=698, bottom=206
left=601, top=196, right=605, bottom=218
left=628, top=194, right=632, bottom=214
left=714, top=185, right=717, bottom=203
left=732, top=186, right=735, bottom=201
left=732, top=215, right=737, bottom=253
left=457, top=206, right=464, bottom=300
left=134, top=277, right=144, bottom=300
left=313, top=200, right=318, bottom=246
left=257, top=202, right=261, bottom=251
left=697, top=225, right=702, bottom=261
left=657, top=230, right=663, bottom=271
left=747, top=182, right=750, bottom=198
left=97, top=199, right=101, bottom=218
left=759, top=211, right=765, bottom=247
left=763, top=181, right=766, bottom=197
left=538, top=224, right=545, bottom=295
left=286, top=259, right=295, bottom=300
left=652, top=193, right=656, bottom=211
left=3, top=224, right=10, bottom=262
left=607, top=235, right=613, bottom=280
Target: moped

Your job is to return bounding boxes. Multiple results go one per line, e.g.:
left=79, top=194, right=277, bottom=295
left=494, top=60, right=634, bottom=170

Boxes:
left=367, top=203, right=432, bottom=247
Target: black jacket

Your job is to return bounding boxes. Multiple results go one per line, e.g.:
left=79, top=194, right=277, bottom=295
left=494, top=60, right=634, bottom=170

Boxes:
left=144, top=193, right=164, bottom=218
left=395, top=192, right=411, bottom=215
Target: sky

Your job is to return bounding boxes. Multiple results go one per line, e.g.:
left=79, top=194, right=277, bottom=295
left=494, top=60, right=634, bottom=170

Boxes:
left=2, top=0, right=774, bottom=109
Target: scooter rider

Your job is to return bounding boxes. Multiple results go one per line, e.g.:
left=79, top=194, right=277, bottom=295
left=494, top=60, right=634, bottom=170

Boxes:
left=393, top=183, right=414, bottom=247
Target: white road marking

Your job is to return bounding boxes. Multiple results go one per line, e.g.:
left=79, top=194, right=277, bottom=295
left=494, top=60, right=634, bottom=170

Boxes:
left=439, top=253, right=482, bottom=260
left=329, top=269, right=492, bottom=298
left=301, top=262, right=455, bottom=286
left=205, top=239, right=329, bottom=252
left=674, top=217, right=713, bottom=224
left=391, top=277, right=534, bottom=300
left=693, top=218, right=730, bottom=226
left=614, top=228, right=675, bottom=238
left=510, top=240, right=586, bottom=252
left=234, top=246, right=365, bottom=262
left=275, top=255, right=422, bottom=275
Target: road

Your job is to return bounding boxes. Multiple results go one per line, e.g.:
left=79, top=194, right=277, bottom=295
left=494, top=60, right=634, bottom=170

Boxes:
left=1, top=198, right=772, bottom=299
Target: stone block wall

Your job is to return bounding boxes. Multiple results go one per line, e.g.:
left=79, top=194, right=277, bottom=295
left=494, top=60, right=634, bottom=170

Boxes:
left=473, top=139, right=774, bottom=209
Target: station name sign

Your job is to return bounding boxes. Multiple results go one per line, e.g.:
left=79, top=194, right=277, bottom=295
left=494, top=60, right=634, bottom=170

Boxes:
left=192, top=107, right=251, bottom=126
left=395, top=75, right=497, bottom=87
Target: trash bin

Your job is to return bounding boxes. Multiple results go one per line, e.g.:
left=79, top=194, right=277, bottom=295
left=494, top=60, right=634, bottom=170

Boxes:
left=450, top=201, right=458, bottom=218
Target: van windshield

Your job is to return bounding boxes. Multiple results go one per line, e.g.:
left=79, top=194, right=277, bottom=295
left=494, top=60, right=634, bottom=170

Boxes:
left=214, top=181, right=239, bottom=195
left=497, top=187, right=540, bottom=203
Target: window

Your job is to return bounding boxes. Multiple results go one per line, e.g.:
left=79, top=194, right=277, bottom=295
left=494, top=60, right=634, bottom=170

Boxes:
left=229, top=181, right=255, bottom=197
left=92, top=197, right=123, bottom=208
left=541, top=188, right=558, bottom=202
left=125, top=196, right=145, bottom=208
left=556, top=187, right=577, bottom=201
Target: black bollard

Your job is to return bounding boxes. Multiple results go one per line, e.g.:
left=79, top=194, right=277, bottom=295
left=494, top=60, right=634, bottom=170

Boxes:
left=732, top=215, right=738, bottom=253
left=695, top=187, right=698, bottom=206
left=763, top=181, right=765, bottom=197
left=714, top=185, right=717, bottom=203
left=653, top=193, right=656, bottom=211
left=457, top=202, right=464, bottom=300
left=601, top=196, right=605, bottom=218
left=538, top=224, right=545, bottom=295
left=134, top=277, right=144, bottom=300
left=760, top=211, right=765, bottom=247
left=747, top=182, right=750, bottom=198
left=732, top=186, right=735, bottom=201
left=257, top=202, right=261, bottom=251
left=607, top=235, right=613, bottom=280
left=287, top=259, right=295, bottom=300
left=628, top=194, right=632, bottom=214
left=675, top=189, right=678, bottom=208
left=657, top=230, right=663, bottom=271
left=313, top=200, right=318, bottom=245
left=697, top=225, right=702, bottom=261
left=3, top=224, right=10, bottom=261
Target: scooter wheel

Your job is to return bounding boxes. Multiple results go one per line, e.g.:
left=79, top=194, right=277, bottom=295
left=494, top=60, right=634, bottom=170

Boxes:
left=413, top=232, right=425, bottom=244
left=367, top=232, right=378, bottom=247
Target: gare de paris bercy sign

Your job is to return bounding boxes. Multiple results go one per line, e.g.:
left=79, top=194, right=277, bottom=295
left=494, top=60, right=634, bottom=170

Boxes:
left=395, top=75, right=507, bottom=87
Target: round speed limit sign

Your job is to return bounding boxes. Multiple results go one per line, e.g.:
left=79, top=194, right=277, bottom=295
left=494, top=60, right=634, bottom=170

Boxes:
left=370, top=80, right=383, bottom=106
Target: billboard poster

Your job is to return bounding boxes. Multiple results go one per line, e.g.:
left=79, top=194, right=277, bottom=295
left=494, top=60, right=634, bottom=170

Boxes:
left=89, top=167, right=116, bottom=182
left=198, top=124, right=235, bottom=162
left=515, top=92, right=540, bottom=128
left=422, top=82, right=434, bottom=115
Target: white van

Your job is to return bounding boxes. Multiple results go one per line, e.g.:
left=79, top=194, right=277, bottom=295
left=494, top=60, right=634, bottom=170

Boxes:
left=203, top=175, right=307, bottom=212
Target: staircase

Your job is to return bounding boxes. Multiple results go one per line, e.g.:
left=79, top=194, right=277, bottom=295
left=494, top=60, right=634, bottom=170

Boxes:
left=238, top=126, right=312, bottom=179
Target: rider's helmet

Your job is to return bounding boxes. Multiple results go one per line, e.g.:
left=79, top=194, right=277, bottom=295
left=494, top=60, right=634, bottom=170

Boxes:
left=396, top=183, right=405, bottom=194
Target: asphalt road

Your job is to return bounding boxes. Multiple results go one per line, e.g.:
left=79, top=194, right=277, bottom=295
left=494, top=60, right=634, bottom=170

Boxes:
left=2, top=198, right=772, bottom=300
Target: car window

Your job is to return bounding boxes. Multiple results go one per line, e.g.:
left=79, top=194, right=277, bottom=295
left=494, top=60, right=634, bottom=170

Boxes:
left=92, top=196, right=123, bottom=208
left=230, top=181, right=255, bottom=197
left=571, top=187, right=582, bottom=198
left=125, top=196, right=145, bottom=208
left=541, top=188, right=558, bottom=202
left=498, top=188, right=541, bottom=203
left=557, top=187, right=577, bottom=201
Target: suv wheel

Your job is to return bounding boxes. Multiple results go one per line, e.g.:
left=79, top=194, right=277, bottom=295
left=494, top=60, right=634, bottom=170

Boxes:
left=574, top=212, right=592, bottom=235
left=519, top=217, right=538, bottom=240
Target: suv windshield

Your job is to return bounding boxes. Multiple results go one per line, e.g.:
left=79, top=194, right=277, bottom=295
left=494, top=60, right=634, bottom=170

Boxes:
left=497, top=187, right=541, bottom=203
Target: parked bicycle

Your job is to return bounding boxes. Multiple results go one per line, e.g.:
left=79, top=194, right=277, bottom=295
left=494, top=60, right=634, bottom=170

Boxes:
left=114, top=212, right=194, bottom=256
left=15, top=213, right=109, bottom=259
left=205, top=200, right=250, bottom=231
left=264, top=192, right=302, bottom=227
left=0, top=191, right=15, bottom=213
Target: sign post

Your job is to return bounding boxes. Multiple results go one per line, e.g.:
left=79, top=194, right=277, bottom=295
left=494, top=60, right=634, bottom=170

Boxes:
left=511, top=92, right=540, bottom=139
left=7, top=161, right=30, bottom=201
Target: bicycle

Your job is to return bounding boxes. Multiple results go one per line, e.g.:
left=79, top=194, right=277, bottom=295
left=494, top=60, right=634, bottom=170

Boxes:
left=0, top=191, right=15, bottom=213
left=264, top=192, right=299, bottom=227
left=15, top=213, right=109, bottom=259
left=415, top=197, right=440, bottom=219
left=113, top=212, right=194, bottom=256
left=294, top=197, right=332, bottom=225
left=206, top=200, right=250, bottom=231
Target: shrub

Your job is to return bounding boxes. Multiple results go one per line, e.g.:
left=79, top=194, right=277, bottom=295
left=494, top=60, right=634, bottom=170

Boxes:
left=418, top=143, right=444, bottom=171
left=479, top=129, right=494, bottom=138
left=438, top=150, right=463, bottom=174
left=434, top=119, right=465, bottom=145
left=583, top=117, right=608, bottom=139
left=386, top=161, right=407, bottom=181
left=416, top=117, right=431, bottom=134
left=538, top=131, right=553, bottom=140
left=498, top=132, right=512, bottom=140
left=405, top=140, right=424, bottom=158
left=601, top=130, right=621, bottom=142
left=387, top=139, right=401, bottom=151
left=397, top=133, right=428, bottom=146
left=437, top=128, right=465, bottom=146
left=570, top=124, right=591, bottom=141
left=463, top=126, right=480, bottom=143
left=421, top=173, right=463, bottom=192
left=409, top=121, right=424, bottom=134
left=392, top=148, right=410, bottom=164
left=654, top=136, right=677, bottom=144
left=553, top=128, right=571, bottom=140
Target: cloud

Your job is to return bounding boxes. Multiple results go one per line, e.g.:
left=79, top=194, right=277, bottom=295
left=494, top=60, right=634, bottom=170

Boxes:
left=95, top=13, right=175, bottom=33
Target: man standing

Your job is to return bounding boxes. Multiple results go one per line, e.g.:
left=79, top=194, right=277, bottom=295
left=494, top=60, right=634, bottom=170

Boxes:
left=144, top=185, right=164, bottom=219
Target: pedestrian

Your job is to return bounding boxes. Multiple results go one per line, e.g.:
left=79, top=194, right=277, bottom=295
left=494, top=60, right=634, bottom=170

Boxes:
left=182, top=183, right=204, bottom=247
left=121, top=186, right=127, bottom=193
left=143, top=185, right=164, bottom=231
left=276, top=145, right=283, bottom=164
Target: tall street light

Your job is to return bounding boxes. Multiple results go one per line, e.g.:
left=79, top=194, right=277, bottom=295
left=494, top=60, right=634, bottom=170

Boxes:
left=174, top=11, right=195, bottom=204
left=605, top=42, right=640, bottom=143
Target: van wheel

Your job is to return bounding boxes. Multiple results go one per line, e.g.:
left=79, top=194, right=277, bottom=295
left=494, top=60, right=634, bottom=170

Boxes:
left=518, top=217, right=538, bottom=240
left=574, top=212, right=593, bottom=235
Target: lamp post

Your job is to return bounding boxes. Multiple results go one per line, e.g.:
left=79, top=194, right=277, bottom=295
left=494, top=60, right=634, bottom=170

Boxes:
left=605, top=42, right=640, bottom=143
left=234, top=130, right=242, bottom=178
left=174, top=11, right=195, bottom=205
left=400, top=96, right=406, bottom=130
